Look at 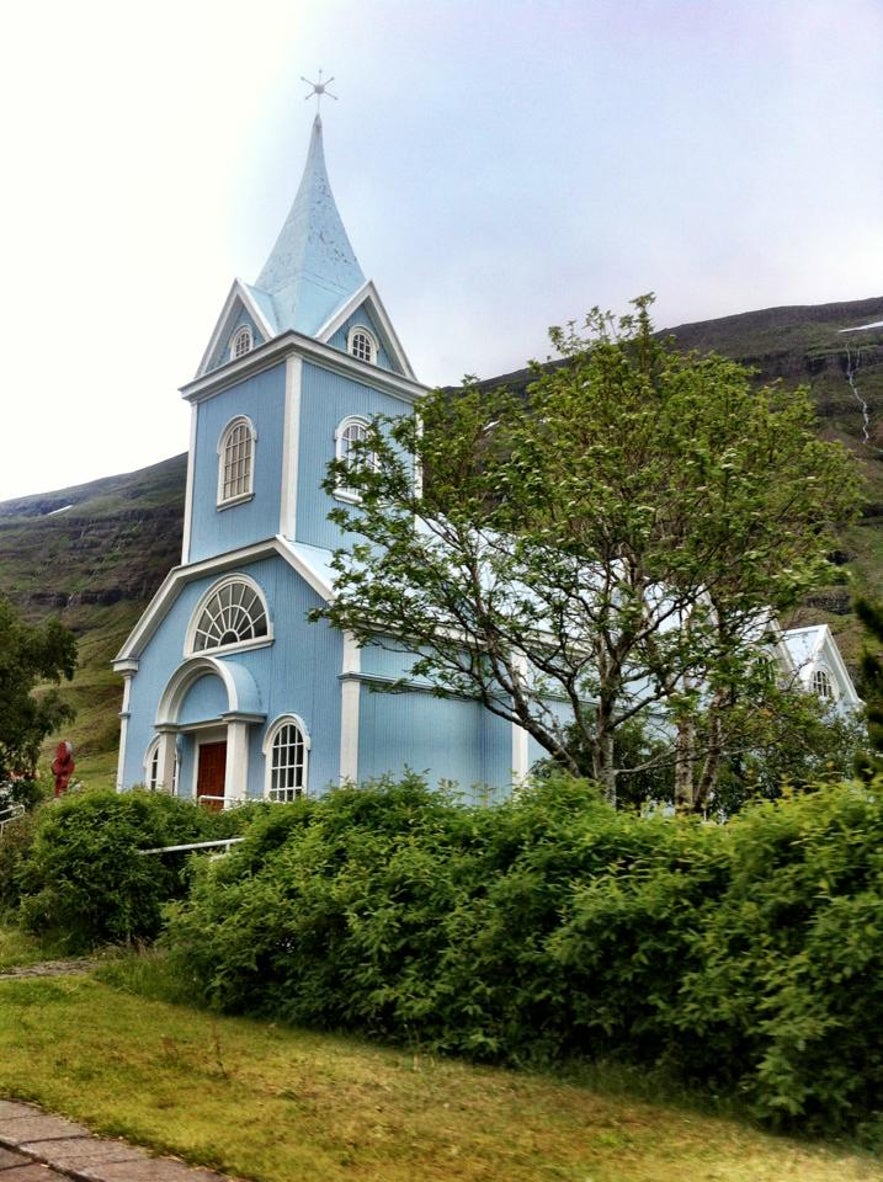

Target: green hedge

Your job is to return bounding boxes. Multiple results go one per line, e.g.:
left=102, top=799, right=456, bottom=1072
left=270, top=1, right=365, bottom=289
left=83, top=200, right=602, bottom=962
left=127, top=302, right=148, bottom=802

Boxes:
left=161, top=775, right=883, bottom=1139
left=5, top=776, right=883, bottom=1138
left=1, top=789, right=265, bottom=950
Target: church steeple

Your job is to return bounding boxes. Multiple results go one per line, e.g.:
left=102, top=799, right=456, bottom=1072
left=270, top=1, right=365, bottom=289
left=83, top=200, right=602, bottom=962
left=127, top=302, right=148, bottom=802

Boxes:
left=254, top=114, right=365, bottom=338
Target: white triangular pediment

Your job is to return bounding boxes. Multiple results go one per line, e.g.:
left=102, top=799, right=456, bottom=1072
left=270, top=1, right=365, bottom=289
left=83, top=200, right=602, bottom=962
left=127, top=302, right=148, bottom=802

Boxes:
left=195, top=280, right=278, bottom=379
left=317, top=280, right=417, bottom=381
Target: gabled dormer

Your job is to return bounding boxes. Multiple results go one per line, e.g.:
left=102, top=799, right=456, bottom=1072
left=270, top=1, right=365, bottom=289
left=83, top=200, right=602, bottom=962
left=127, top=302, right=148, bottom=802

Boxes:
left=197, top=280, right=276, bottom=376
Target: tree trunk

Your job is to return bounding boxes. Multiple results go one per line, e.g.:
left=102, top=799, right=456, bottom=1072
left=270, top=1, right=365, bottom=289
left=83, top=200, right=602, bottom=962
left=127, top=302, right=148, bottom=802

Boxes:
left=674, top=716, right=696, bottom=812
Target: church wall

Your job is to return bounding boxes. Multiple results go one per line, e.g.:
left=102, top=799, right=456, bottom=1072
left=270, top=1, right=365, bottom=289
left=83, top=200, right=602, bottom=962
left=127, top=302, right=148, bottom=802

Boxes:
left=359, top=639, right=434, bottom=685
left=188, top=363, right=287, bottom=563
left=255, top=559, right=343, bottom=793
left=119, top=555, right=343, bottom=796
left=358, top=688, right=514, bottom=793
left=120, top=577, right=218, bottom=788
left=295, top=361, right=415, bottom=551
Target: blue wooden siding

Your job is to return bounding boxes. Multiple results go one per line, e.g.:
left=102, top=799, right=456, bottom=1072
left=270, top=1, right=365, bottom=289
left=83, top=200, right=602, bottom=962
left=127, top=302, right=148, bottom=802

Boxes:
left=178, top=675, right=229, bottom=724
left=358, top=686, right=513, bottom=792
left=188, top=363, right=287, bottom=562
left=294, top=361, right=413, bottom=550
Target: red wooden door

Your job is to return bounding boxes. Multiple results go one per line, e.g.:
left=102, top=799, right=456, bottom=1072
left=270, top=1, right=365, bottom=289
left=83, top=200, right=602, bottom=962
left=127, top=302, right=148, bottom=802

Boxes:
left=197, top=741, right=227, bottom=811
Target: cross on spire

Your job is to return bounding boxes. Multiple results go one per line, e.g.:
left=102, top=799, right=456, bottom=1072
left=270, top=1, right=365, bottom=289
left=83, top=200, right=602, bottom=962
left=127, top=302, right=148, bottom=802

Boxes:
left=301, top=70, right=338, bottom=111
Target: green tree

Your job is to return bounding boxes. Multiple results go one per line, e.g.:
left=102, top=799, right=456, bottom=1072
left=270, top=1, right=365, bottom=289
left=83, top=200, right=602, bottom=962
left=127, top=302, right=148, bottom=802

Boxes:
left=0, top=597, right=77, bottom=780
left=315, top=298, right=862, bottom=809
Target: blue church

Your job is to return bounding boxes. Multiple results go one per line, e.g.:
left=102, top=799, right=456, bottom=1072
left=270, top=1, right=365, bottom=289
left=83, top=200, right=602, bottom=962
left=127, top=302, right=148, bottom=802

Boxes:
left=113, top=114, right=529, bottom=805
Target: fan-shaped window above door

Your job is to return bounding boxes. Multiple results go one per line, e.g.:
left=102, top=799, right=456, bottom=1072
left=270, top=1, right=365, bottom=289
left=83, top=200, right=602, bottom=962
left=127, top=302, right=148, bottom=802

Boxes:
left=186, top=575, right=271, bottom=655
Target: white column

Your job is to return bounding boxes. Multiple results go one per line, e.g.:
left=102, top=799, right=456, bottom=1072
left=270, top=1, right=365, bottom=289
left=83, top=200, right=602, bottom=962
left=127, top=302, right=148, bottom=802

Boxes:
left=115, top=671, right=135, bottom=792
left=224, top=720, right=250, bottom=806
left=339, top=632, right=361, bottom=784
left=156, top=730, right=178, bottom=795
left=279, top=355, right=303, bottom=539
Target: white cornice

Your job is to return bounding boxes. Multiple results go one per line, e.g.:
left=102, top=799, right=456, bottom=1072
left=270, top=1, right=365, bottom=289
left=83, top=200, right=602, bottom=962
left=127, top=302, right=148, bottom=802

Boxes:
left=181, top=329, right=427, bottom=408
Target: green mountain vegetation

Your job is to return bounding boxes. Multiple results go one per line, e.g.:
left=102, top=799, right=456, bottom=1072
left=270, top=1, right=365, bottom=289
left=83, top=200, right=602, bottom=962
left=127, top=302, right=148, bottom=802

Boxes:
left=1, top=296, right=881, bottom=780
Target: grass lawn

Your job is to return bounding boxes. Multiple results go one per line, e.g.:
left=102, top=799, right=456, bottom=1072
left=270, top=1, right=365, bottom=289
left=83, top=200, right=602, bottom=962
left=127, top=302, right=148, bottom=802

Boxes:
left=0, top=961, right=880, bottom=1182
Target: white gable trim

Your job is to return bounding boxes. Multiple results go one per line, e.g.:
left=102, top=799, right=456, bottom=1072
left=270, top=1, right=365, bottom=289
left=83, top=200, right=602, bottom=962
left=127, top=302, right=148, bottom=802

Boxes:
left=781, top=624, right=861, bottom=708
left=317, top=280, right=417, bottom=381
left=195, top=279, right=277, bottom=379
left=113, top=537, right=336, bottom=665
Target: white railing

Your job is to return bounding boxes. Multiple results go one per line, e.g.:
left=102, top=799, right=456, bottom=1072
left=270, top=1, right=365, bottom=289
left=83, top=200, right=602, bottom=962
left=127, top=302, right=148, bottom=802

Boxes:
left=137, top=837, right=245, bottom=857
left=0, top=801, right=25, bottom=834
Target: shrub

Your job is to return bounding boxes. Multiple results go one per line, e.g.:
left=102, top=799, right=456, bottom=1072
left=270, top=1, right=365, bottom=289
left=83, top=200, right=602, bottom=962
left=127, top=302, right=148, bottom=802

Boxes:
left=674, top=781, right=883, bottom=1133
left=15, top=789, right=257, bottom=951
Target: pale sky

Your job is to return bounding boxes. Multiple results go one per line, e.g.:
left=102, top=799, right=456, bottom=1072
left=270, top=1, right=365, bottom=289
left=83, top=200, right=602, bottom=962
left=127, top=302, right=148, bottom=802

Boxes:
left=1, top=0, right=880, bottom=502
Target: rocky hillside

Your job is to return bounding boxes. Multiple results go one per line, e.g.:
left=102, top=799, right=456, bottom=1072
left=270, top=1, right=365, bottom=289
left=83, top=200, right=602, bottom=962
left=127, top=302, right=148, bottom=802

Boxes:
left=0, top=454, right=186, bottom=775
left=1, top=296, right=881, bottom=776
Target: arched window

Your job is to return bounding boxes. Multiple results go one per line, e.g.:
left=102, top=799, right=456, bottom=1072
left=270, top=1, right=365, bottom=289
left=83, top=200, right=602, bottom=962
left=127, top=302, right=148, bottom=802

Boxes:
left=144, top=738, right=177, bottom=793
left=231, top=325, right=253, bottom=360
left=187, top=576, right=270, bottom=654
left=347, top=325, right=377, bottom=365
left=812, top=667, right=834, bottom=701
left=334, top=416, right=371, bottom=498
left=145, top=738, right=160, bottom=790
left=217, top=416, right=256, bottom=505
left=263, top=715, right=310, bottom=801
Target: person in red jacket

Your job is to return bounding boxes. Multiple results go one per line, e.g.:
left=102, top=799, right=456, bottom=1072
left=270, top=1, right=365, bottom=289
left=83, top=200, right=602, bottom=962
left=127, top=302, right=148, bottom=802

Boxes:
left=51, top=741, right=75, bottom=797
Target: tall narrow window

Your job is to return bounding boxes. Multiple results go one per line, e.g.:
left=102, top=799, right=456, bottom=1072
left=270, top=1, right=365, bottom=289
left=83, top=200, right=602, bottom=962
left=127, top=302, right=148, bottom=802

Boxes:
left=188, top=576, right=270, bottom=654
left=347, top=325, right=377, bottom=365
left=264, top=716, right=310, bottom=802
left=812, top=668, right=834, bottom=701
left=335, top=416, right=371, bottom=498
left=231, top=325, right=253, bottom=359
left=144, top=738, right=177, bottom=793
left=218, top=416, right=256, bottom=505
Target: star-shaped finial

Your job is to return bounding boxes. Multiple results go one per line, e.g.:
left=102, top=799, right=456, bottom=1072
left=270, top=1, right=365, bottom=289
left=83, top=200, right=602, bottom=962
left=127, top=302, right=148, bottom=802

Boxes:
left=301, top=70, right=338, bottom=110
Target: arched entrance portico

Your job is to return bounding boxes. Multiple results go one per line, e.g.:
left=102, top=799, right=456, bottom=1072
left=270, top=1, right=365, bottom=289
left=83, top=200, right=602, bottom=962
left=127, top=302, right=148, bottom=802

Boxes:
left=154, top=656, right=264, bottom=808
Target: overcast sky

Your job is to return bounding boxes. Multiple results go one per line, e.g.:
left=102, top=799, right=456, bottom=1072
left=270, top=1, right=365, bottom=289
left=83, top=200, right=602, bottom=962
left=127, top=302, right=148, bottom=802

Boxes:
left=1, top=0, right=880, bottom=502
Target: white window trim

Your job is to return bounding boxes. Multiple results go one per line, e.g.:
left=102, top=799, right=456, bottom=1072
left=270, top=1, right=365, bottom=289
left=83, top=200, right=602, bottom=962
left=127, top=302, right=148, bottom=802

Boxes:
left=184, top=573, right=272, bottom=657
left=262, top=714, right=311, bottom=802
left=334, top=415, right=372, bottom=502
left=144, top=738, right=177, bottom=793
left=812, top=665, right=836, bottom=702
left=230, top=324, right=253, bottom=360
left=346, top=324, right=378, bottom=365
left=144, top=738, right=160, bottom=790
left=217, top=415, right=257, bottom=507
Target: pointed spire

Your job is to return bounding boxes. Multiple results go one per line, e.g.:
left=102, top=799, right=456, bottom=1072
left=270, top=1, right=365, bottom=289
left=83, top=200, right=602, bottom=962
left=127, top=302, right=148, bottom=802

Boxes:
left=254, top=114, right=365, bottom=338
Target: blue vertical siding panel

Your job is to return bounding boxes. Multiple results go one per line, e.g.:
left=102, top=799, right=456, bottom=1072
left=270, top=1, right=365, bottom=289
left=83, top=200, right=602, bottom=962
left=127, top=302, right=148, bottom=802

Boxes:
left=480, top=711, right=515, bottom=800
left=295, top=362, right=413, bottom=551
left=176, top=735, right=197, bottom=800
left=188, top=363, right=287, bottom=563
left=359, top=689, right=487, bottom=791
left=178, top=675, right=229, bottom=724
